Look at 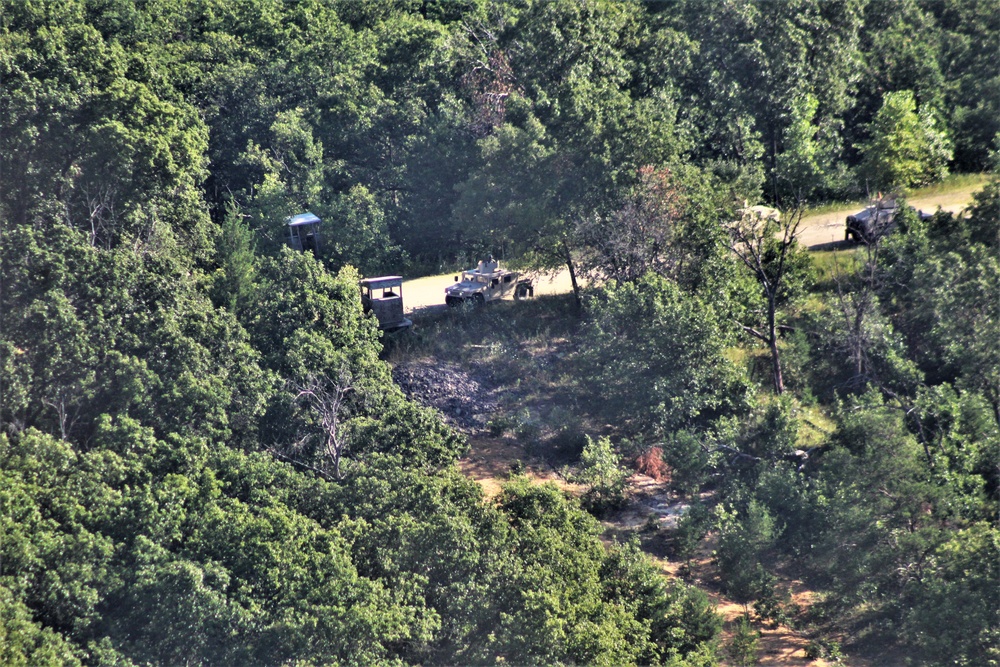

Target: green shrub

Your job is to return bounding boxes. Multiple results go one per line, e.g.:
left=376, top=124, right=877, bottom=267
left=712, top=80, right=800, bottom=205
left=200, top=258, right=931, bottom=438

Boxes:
left=726, top=614, right=760, bottom=666
left=577, top=435, right=628, bottom=514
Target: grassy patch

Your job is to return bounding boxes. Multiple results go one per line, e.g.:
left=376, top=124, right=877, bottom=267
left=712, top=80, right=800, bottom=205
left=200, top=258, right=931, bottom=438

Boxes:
left=796, top=404, right=835, bottom=450
left=809, top=246, right=863, bottom=289
left=804, top=198, right=873, bottom=217
left=908, top=172, right=990, bottom=197
left=386, top=294, right=578, bottom=362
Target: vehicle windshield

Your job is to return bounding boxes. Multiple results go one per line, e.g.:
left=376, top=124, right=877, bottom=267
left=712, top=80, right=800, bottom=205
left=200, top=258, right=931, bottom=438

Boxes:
left=462, top=272, right=487, bottom=283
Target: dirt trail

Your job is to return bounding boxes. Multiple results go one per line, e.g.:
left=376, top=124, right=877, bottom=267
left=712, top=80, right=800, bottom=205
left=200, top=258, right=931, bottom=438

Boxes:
left=401, top=269, right=579, bottom=313
left=709, top=583, right=831, bottom=667
left=601, top=480, right=834, bottom=667
left=400, top=188, right=979, bottom=308
left=796, top=186, right=978, bottom=248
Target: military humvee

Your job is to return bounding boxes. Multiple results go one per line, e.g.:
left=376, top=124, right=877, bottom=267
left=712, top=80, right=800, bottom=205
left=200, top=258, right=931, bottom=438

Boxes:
left=846, top=199, right=931, bottom=243
left=445, top=259, right=533, bottom=306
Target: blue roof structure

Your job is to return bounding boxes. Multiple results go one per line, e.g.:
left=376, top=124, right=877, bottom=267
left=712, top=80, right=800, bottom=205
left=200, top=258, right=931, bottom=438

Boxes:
left=287, top=212, right=321, bottom=227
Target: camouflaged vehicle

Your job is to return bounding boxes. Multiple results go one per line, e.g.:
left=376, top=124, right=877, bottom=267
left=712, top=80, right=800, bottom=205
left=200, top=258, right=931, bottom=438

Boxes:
left=846, top=199, right=931, bottom=243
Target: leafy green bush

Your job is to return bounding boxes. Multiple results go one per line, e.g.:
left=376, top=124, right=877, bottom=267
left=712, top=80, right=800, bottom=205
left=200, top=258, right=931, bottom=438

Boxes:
left=663, top=430, right=712, bottom=495
left=673, top=501, right=712, bottom=563
left=577, top=435, right=629, bottom=514
left=726, top=614, right=760, bottom=667
left=805, top=639, right=843, bottom=662
left=714, top=501, right=780, bottom=611
left=579, top=273, right=750, bottom=436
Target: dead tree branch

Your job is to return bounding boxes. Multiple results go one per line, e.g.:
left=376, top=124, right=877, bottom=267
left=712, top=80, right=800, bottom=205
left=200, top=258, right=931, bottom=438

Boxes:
left=289, top=369, right=354, bottom=481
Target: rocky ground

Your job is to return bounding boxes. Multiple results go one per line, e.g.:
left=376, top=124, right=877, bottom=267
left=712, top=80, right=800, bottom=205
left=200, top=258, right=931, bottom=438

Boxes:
left=391, top=358, right=501, bottom=434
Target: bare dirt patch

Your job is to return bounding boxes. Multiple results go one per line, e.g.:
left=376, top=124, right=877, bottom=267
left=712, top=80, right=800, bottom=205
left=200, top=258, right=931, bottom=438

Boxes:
left=457, top=436, right=524, bottom=498
left=708, top=571, right=833, bottom=667
left=458, top=434, right=586, bottom=498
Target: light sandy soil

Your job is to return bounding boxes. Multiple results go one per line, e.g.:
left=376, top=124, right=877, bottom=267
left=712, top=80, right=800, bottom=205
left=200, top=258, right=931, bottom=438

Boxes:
left=458, top=435, right=584, bottom=499
left=681, top=553, right=834, bottom=667
left=648, top=553, right=832, bottom=667
left=401, top=269, right=580, bottom=312
left=401, top=188, right=980, bottom=308
left=796, top=186, right=979, bottom=248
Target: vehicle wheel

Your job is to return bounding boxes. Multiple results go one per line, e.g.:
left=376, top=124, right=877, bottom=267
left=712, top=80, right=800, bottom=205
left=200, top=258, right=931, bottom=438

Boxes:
left=474, top=294, right=485, bottom=306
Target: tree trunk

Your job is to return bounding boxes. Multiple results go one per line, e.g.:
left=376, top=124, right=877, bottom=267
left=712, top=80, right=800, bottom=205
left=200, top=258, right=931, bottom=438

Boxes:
left=767, top=298, right=784, bottom=394
left=853, top=306, right=865, bottom=378
left=332, top=442, right=342, bottom=481
left=563, top=241, right=582, bottom=312
left=769, top=335, right=784, bottom=395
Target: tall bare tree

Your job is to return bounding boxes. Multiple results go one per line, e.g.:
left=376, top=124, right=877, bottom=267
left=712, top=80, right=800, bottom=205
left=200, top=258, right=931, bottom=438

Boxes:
left=286, top=369, right=354, bottom=481
left=830, top=193, right=895, bottom=385
left=577, top=166, right=688, bottom=284
left=726, top=205, right=809, bottom=394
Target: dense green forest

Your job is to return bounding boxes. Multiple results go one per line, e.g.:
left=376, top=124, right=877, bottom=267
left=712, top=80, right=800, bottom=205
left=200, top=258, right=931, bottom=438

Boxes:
left=1, top=0, right=998, bottom=665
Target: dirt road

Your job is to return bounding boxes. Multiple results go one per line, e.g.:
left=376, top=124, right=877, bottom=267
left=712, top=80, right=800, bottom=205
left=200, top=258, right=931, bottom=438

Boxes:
left=401, top=268, right=580, bottom=313
left=796, top=186, right=979, bottom=247
left=400, top=187, right=981, bottom=310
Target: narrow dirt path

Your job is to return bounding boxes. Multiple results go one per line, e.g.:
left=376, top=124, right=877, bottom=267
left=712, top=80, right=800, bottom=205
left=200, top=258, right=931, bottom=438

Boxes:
left=599, top=480, right=836, bottom=667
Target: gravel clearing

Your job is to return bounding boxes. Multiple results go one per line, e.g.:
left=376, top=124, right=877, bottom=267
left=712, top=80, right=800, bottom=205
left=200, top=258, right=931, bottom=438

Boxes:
left=392, top=359, right=500, bottom=434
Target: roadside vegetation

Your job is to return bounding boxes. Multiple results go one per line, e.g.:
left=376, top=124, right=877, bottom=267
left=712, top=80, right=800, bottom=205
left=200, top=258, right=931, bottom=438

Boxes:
left=393, top=184, right=999, bottom=664
left=802, top=173, right=991, bottom=218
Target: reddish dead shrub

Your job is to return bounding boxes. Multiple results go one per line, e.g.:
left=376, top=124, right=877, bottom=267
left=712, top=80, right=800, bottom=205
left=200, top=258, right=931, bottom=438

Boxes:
left=634, top=446, right=671, bottom=482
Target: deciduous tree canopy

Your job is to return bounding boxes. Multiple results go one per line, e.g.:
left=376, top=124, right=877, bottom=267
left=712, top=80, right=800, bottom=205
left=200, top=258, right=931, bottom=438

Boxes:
left=1, top=1, right=996, bottom=665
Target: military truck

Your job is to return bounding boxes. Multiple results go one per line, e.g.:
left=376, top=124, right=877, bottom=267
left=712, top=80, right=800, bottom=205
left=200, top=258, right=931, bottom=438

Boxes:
left=360, top=276, right=412, bottom=331
left=846, top=199, right=931, bottom=243
left=445, top=259, right=533, bottom=306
